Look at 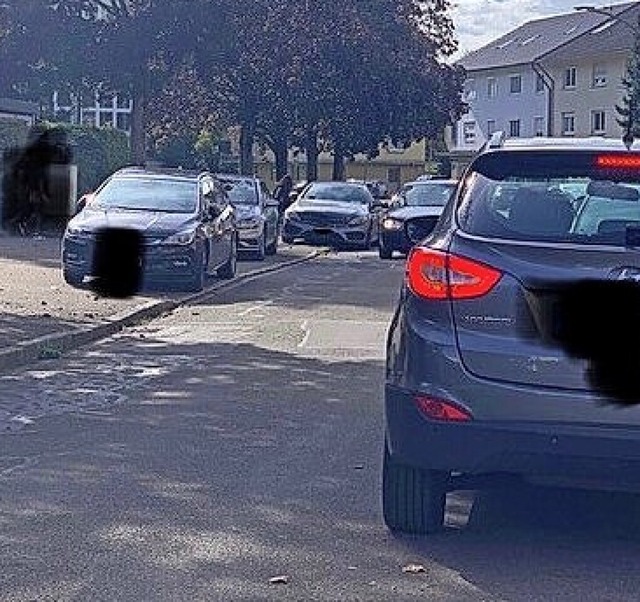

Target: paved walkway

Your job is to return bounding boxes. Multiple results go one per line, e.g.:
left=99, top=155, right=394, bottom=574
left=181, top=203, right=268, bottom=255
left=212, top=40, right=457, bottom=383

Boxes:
left=0, top=231, right=161, bottom=350
left=0, top=229, right=319, bottom=356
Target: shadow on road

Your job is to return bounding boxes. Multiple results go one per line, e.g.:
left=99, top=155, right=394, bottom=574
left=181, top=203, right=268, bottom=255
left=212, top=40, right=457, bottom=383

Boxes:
left=1, top=335, right=640, bottom=599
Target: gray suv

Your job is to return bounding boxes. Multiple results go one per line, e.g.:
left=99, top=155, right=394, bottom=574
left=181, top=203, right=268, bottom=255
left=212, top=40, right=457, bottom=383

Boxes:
left=384, top=135, right=640, bottom=534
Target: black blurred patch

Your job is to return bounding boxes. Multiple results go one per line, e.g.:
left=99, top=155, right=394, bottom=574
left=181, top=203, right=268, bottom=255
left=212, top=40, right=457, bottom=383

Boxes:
left=2, top=126, right=72, bottom=233
left=537, top=280, right=640, bottom=405
left=90, top=228, right=143, bottom=298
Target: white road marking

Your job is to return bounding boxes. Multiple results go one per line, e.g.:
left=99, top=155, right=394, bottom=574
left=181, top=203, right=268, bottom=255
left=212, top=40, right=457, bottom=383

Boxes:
left=298, top=320, right=311, bottom=348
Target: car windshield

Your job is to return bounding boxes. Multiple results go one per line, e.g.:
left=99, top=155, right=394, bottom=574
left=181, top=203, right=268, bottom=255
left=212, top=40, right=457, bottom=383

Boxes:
left=402, top=182, right=455, bottom=206
left=302, top=183, right=372, bottom=204
left=220, top=179, right=258, bottom=205
left=458, top=151, right=640, bottom=245
left=94, top=177, right=198, bottom=213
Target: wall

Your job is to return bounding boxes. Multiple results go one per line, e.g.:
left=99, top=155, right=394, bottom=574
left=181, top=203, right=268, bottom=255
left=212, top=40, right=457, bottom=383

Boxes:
left=547, top=53, right=628, bottom=138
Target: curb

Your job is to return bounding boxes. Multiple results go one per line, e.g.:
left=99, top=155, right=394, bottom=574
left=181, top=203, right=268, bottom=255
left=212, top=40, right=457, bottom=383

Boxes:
left=0, top=248, right=328, bottom=373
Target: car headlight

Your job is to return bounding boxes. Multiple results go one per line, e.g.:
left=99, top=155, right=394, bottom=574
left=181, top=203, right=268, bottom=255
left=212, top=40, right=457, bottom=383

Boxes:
left=348, top=215, right=369, bottom=226
left=285, top=211, right=299, bottom=222
left=382, top=217, right=403, bottom=230
left=162, top=229, right=196, bottom=245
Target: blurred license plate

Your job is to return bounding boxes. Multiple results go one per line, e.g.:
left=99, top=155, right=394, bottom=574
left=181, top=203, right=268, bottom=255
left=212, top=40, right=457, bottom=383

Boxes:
left=314, top=228, right=331, bottom=234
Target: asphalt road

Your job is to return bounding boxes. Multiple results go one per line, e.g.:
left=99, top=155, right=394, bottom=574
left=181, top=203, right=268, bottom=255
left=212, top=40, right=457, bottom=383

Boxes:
left=0, top=249, right=640, bottom=600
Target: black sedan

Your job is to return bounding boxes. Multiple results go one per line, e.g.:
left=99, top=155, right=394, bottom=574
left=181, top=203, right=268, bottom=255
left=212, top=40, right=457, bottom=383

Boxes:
left=62, top=167, right=238, bottom=292
left=378, top=179, right=457, bottom=258
left=217, top=174, right=279, bottom=260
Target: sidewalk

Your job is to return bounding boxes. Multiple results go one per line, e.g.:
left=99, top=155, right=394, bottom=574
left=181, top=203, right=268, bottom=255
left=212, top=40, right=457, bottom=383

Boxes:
left=0, top=229, right=326, bottom=370
left=0, top=230, right=164, bottom=354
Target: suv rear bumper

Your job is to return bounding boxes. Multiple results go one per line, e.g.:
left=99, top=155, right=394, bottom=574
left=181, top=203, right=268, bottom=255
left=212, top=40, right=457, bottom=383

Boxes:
left=385, top=385, right=640, bottom=491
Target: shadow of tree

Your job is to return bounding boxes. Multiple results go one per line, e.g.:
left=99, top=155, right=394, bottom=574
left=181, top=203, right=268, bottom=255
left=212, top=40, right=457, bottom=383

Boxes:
left=0, top=334, right=638, bottom=599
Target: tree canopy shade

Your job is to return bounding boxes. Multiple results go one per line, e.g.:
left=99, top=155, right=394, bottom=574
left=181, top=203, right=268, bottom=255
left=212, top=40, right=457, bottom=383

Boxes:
left=1, top=0, right=466, bottom=177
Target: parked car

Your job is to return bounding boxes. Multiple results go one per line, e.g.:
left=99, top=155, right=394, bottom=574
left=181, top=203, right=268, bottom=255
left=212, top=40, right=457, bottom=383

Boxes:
left=62, top=167, right=237, bottom=292
left=217, top=173, right=279, bottom=260
left=346, top=178, right=389, bottom=201
left=378, top=179, right=457, bottom=259
left=282, top=181, right=382, bottom=248
left=383, top=135, right=640, bottom=534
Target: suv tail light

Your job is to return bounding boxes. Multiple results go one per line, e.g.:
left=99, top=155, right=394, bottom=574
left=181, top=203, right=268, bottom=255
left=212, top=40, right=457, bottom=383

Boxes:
left=414, top=395, right=473, bottom=422
left=407, top=248, right=501, bottom=300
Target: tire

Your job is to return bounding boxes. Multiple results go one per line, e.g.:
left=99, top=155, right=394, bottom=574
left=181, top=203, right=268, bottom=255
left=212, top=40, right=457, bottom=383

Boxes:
left=382, top=443, right=448, bottom=535
left=63, top=269, right=84, bottom=287
left=359, top=229, right=373, bottom=251
left=217, top=235, right=237, bottom=279
left=379, top=240, right=393, bottom=259
left=254, top=232, right=266, bottom=261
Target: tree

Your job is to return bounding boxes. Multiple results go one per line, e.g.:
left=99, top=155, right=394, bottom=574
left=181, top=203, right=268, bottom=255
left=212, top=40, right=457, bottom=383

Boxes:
left=617, top=14, right=640, bottom=148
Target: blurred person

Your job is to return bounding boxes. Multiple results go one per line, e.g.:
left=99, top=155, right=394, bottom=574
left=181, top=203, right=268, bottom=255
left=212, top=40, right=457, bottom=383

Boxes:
left=273, top=173, right=293, bottom=214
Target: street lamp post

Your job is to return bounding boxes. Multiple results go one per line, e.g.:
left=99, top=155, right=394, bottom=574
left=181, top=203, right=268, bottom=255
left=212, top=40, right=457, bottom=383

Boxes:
left=575, top=5, right=640, bottom=147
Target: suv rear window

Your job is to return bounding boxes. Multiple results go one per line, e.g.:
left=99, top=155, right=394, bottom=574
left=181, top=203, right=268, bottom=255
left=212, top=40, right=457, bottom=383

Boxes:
left=458, top=149, right=640, bottom=245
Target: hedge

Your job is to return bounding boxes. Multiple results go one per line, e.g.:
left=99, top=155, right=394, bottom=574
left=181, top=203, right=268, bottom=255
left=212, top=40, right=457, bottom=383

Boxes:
left=0, top=119, right=30, bottom=161
left=61, top=125, right=131, bottom=194
left=2, top=121, right=131, bottom=195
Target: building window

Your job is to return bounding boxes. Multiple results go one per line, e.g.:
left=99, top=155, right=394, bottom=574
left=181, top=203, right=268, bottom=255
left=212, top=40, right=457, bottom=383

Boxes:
left=464, top=79, right=476, bottom=101
left=534, top=116, right=545, bottom=137
left=487, top=120, right=497, bottom=137
left=564, top=66, right=577, bottom=89
left=510, top=74, right=522, bottom=94
left=592, top=64, right=607, bottom=88
left=81, top=109, right=96, bottom=126
left=509, top=119, right=521, bottom=138
left=592, top=110, right=606, bottom=134
left=487, top=78, right=497, bottom=98
left=535, top=74, right=545, bottom=93
left=463, top=121, right=476, bottom=144
left=117, top=113, right=131, bottom=132
left=562, top=112, right=575, bottom=135
left=388, top=166, right=401, bottom=184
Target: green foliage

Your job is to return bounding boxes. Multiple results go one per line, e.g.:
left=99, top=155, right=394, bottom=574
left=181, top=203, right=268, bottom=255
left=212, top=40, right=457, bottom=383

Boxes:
left=3, top=0, right=465, bottom=179
left=616, top=15, right=640, bottom=145
left=153, top=129, right=224, bottom=171
left=0, top=118, right=29, bottom=157
left=154, top=133, right=199, bottom=169
left=59, top=125, right=131, bottom=193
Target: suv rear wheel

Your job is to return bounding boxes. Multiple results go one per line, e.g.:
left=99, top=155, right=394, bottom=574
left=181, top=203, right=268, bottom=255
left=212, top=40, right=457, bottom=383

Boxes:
left=382, top=443, right=448, bottom=534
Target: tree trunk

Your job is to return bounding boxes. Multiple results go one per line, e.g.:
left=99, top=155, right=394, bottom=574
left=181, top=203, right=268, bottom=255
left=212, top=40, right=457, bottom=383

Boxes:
left=332, top=143, right=345, bottom=181
left=240, top=121, right=254, bottom=175
left=305, top=128, right=318, bottom=182
left=272, top=136, right=288, bottom=181
left=130, top=89, right=146, bottom=165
